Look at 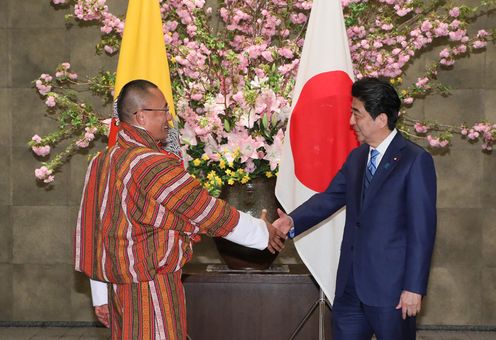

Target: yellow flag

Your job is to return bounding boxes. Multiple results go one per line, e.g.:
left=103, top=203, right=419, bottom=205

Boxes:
left=109, top=0, right=175, bottom=145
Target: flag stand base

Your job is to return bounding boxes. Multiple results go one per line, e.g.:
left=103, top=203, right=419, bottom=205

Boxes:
left=288, top=288, right=332, bottom=340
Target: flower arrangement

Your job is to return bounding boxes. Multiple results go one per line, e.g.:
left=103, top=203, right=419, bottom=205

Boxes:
left=30, top=0, right=495, bottom=194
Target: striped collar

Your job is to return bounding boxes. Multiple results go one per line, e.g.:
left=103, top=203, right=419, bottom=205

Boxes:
left=116, top=121, right=162, bottom=152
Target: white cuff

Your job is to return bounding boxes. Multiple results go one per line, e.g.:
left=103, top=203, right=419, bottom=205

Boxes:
left=90, top=279, right=108, bottom=307
left=223, top=211, right=269, bottom=250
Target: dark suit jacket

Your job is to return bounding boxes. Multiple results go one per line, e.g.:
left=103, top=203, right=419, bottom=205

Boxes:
left=290, top=132, right=437, bottom=307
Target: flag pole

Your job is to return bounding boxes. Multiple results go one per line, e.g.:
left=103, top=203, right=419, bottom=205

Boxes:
left=288, top=288, right=332, bottom=340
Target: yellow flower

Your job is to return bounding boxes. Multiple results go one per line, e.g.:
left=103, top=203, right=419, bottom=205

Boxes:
left=202, top=154, right=209, bottom=161
left=225, top=169, right=233, bottom=176
left=215, top=176, right=223, bottom=186
left=265, top=171, right=273, bottom=178
left=219, top=159, right=226, bottom=169
left=228, top=179, right=235, bottom=185
left=192, top=159, right=201, bottom=166
left=237, top=168, right=245, bottom=175
left=228, top=161, right=234, bottom=168
left=401, top=90, right=408, bottom=96
left=171, top=56, right=176, bottom=63
left=241, top=175, right=250, bottom=184
left=207, top=171, right=215, bottom=180
left=191, top=174, right=196, bottom=179
left=396, top=77, right=403, bottom=84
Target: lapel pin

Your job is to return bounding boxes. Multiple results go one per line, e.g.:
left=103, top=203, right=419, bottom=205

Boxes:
left=393, top=156, right=399, bottom=161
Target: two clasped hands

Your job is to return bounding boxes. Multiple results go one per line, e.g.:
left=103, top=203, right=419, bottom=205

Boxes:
left=262, top=208, right=294, bottom=254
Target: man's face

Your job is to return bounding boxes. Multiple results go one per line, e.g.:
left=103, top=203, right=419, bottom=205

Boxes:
left=139, top=88, right=172, bottom=142
left=349, top=97, right=385, bottom=146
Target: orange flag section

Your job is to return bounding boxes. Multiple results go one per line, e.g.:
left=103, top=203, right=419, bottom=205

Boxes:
left=108, top=0, right=175, bottom=146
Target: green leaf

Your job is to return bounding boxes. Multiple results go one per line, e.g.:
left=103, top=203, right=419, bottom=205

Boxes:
left=224, top=119, right=231, bottom=132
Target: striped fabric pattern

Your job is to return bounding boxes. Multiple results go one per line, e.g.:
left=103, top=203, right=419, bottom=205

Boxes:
left=74, top=122, right=242, bottom=338
left=109, top=271, right=186, bottom=340
left=74, top=121, right=240, bottom=284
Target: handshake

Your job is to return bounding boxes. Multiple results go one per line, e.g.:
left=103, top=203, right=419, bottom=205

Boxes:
left=261, top=208, right=294, bottom=254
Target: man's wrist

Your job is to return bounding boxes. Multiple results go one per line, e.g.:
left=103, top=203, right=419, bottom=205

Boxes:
left=287, top=215, right=295, bottom=239
left=288, top=226, right=295, bottom=239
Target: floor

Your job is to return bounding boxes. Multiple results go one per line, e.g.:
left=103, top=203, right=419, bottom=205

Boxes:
left=0, top=328, right=495, bottom=340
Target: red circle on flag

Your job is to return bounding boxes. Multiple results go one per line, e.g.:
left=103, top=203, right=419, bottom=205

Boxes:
left=290, top=70, right=358, bottom=193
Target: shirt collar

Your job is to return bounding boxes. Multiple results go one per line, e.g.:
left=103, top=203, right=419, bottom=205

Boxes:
left=371, top=128, right=397, bottom=155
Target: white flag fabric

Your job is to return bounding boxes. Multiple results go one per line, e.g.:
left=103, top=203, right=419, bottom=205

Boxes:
left=275, top=0, right=358, bottom=303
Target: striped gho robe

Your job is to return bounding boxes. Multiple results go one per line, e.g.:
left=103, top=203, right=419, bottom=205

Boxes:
left=74, top=122, right=240, bottom=339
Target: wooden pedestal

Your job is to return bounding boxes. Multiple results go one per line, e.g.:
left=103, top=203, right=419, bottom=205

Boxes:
left=182, top=264, right=331, bottom=340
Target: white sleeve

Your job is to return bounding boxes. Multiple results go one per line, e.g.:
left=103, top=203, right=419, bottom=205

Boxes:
left=90, top=279, right=108, bottom=306
left=223, top=211, right=269, bottom=250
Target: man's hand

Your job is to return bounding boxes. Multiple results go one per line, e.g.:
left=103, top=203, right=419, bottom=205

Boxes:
left=260, top=209, right=286, bottom=254
left=395, top=290, right=422, bottom=319
left=272, top=208, right=293, bottom=235
left=94, top=304, right=110, bottom=328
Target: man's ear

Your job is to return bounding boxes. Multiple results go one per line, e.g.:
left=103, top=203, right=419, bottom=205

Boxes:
left=377, top=112, right=389, bottom=129
left=134, top=110, right=146, bottom=125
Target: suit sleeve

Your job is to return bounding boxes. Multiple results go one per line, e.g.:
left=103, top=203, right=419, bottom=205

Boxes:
left=289, top=164, right=347, bottom=237
left=403, top=151, right=437, bottom=295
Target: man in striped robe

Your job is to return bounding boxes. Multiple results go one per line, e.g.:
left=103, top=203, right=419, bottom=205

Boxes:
left=74, top=79, right=284, bottom=340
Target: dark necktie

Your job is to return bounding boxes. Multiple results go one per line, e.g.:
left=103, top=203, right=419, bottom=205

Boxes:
left=364, top=149, right=379, bottom=190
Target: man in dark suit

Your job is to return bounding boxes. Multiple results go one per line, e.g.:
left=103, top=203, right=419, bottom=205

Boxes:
left=274, top=77, right=436, bottom=340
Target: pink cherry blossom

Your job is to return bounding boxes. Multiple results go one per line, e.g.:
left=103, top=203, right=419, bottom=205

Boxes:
left=473, top=40, right=487, bottom=49
left=395, top=8, right=411, bottom=17
left=102, top=45, right=114, bottom=53
left=45, top=96, right=56, bottom=107
left=477, top=30, right=489, bottom=38
left=32, top=135, right=42, bottom=143
left=414, top=122, right=428, bottom=133
left=76, top=139, right=90, bottom=148
left=32, top=145, right=51, bottom=157
left=467, top=129, right=480, bottom=140
left=44, top=175, right=55, bottom=184
left=244, top=159, right=256, bottom=173
left=35, top=80, right=52, bottom=96
left=439, top=48, right=450, bottom=58
left=35, top=166, right=52, bottom=180
left=278, top=47, right=293, bottom=59
left=421, top=20, right=433, bottom=32
left=440, top=58, right=455, bottom=66
left=449, top=7, right=460, bottom=18
left=415, top=77, right=429, bottom=88
left=41, top=73, right=53, bottom=82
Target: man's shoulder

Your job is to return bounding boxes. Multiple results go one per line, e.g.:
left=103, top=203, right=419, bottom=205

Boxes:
left=400, top=135, right=431, bottom=157
left=347, top=143, right=368, bottom=159
left=131, top=147, right=181, bottom=164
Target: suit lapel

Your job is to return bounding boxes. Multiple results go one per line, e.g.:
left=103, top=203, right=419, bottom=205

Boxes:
left=352, top=145, right=368, bottom=212
left=361, top=133, right=406, bottom=212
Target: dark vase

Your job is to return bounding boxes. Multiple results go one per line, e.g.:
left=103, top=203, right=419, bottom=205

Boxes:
left=214, top=177, right=280, bottom=270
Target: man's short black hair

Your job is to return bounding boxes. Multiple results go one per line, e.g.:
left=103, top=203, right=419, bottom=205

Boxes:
left=116, top=79, right=158, bottom=123
left=351, top=77, right=401, bottom=130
